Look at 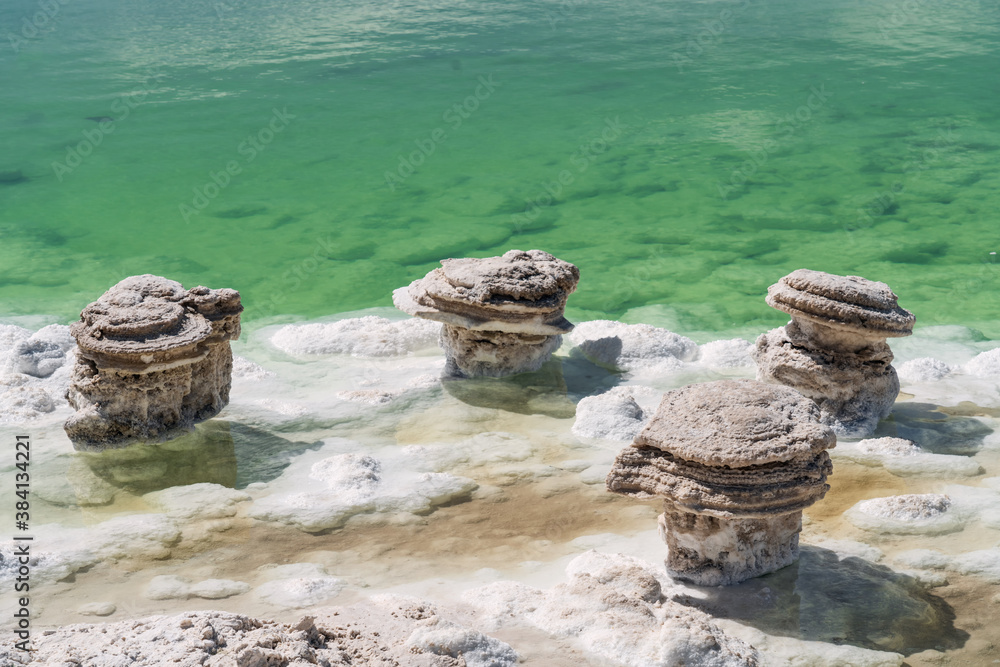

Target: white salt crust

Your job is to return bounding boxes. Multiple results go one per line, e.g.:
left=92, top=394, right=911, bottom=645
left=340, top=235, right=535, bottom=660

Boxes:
left=253, top=563, right=345, bottom=608
left=270, top=316, right=440, bottom=357
left=897, top=357, right=952, bottom=383
left=696, top=338, right=756, bottom=369
left=464, top=551, right=759, bottom=666
left=572, top=385, right=660, bottom=441
left=247, top=442, right=478, bottom=533
left=569, top=320, right=698, bottom=372
left=406, top=618, right=520, bottom=666
left=832, top=439, right=983, bottom=478
left=845, top=494, right=964, bottom=535
left=0, top=323, right=75, bottom=424
left=965, top=348, right=1000, bottom=378
left=4, top=314, right=1000, bottom=665
left=146, top=575, right=250, bottom=600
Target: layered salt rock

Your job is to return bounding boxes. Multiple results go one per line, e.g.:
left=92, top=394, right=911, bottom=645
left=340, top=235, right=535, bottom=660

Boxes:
left=393, top=249, right=580, bottom=377
left=3, top=602, right=516, bottom=667
left=65, top=275, right=243, bottom=450
left=570, top=320, right=697, bottom=373
left=606, top=379, right=836, bottom=586
left=845, top=494, right=962, bottom=535
left=753, top=269, right=914, bottom=437
left=465, top=551, right=759, bottom=666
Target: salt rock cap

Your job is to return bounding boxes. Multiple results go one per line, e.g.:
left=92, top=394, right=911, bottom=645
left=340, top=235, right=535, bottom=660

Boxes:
left=394, top=249, right=579, bottom=334
left=635, top=379, right=836, bottom=468
left=608, top=446, right=833, bottom=516
left=71, top=274, right=242, bottom=368
left=766, top=269, right=914, bottom=337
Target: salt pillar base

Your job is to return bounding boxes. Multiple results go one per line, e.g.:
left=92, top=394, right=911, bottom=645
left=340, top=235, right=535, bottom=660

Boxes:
left=659, top=505, right=802, bottom=586
left=441, top=325, right=562, bottom=378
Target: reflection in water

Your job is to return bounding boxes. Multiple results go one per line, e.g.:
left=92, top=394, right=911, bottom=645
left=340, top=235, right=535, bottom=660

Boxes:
left=79, top=421, right=238, bottom=495
left=77, top=420, right=322, bottom=497
left=875, top=402, right=993, bottom=455
left=442, top=356, right=622, bottom=418
left=443, top=360, right=572, bottom=418
left=228, top=421, right=324, bottom=488
left=681, top=547, right=968, bottom=655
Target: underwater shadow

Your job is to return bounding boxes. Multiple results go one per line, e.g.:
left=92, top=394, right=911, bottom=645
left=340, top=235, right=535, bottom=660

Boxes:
left=875, top=402, right=993, bottom=455
left=78, top=420, right=322, bottom=496
left=677, top=546, right=968, bottom=656
left=441, top=355, right=621, bottom=418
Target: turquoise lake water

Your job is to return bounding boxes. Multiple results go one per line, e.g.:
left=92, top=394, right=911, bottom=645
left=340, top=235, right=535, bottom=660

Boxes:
left=1, top=0, right=999, bottom=335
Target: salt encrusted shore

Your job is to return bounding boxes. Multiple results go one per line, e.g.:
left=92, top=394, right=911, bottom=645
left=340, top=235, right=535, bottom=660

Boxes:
left=2, top=552, right=769, bottom=667
left=1, top=601, right=516, bottom=667
left=3, top=311, right=1000, bottom=666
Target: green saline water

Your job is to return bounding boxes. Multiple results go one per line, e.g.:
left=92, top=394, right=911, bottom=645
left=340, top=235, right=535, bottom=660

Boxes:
left=1, top=0, right=998, bottom=335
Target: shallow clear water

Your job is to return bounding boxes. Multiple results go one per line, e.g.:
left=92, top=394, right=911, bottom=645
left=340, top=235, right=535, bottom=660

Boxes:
left=3, top=1, right=1000, bottom=664
left=2, top=0, right=1000, bottom=332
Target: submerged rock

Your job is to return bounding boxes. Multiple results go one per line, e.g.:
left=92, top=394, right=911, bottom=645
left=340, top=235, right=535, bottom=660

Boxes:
left=394, top=249, right=579, bottom=377
left=64, top=275, right=242, bottom=450
left=0, top=169, right=27, bottom=185
left=607, top=379, right=836, bottom=586
left=754, top=269, right=914, bottom=437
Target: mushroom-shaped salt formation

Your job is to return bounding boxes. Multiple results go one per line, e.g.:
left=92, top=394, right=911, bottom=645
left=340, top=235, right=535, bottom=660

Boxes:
left=753, top=269, right=914, bottom=437
left=606, top=379, right=836, bottom=586
left=393, top=249, right=579, bottom=377
left=65, top=275, right=242, bottom=451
